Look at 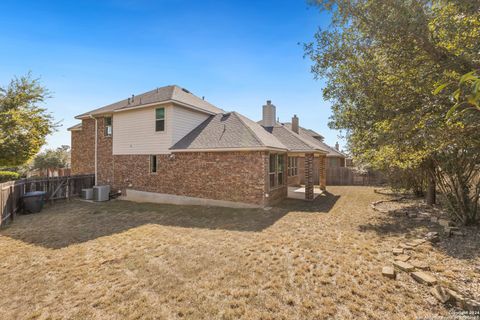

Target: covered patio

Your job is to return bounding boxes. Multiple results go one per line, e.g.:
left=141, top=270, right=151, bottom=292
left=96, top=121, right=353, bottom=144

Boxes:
left=287, top=186, right=324, bottom=200
left=287, top=152, right=327, bottom=201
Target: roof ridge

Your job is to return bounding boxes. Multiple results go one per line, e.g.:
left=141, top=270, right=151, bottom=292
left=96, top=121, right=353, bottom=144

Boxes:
left=231, top=112, right=265, bottom=147
left=75, top=84, right=223, bottom=118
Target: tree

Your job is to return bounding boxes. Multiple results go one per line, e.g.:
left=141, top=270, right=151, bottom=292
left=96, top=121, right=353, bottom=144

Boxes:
left=33, top=145, right=70, bottom=171
left=305, top=0, right=480, bottom=224
left=0, top=73, right=56, bottom=166
left=436, top=70, right=480, bottom=116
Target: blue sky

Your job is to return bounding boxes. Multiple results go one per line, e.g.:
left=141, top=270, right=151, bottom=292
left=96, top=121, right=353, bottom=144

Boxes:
left=0, top=0, right=344, bottom=150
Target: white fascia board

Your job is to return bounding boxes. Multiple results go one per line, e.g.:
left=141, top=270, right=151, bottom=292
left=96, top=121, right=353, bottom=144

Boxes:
left=113, top=100, right=218, bottom=115
left=75, top=99, right=218, bottom=120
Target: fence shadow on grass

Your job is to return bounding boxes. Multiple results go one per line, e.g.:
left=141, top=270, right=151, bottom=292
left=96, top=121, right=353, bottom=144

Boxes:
left=358, top=204, right=480, bottom=260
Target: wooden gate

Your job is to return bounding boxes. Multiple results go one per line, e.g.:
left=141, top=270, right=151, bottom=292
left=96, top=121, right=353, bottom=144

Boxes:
left=0, top=174, right=95, bottom=227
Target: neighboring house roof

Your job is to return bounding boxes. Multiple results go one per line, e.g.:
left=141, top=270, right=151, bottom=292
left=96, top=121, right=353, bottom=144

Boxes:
left=264, top=125, right=327, bottom=153
left=75, top=85, right=223, bottom=119
left=171, top=112, right=287, bottom=151
left=67, top=123, right=82, bottom=131
left=283, top=123, right=346, bottom=158
left=313, top=140, right=347, bottom=158
left=283, top=123, right=325, bottom=140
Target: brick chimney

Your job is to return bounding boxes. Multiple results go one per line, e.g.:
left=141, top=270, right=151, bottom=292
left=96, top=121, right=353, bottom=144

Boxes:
left=262, top=100, right=276, bottom=127
left=335, top=142, right=339, bottom=150
left=292, top=114, right=299, bottom=134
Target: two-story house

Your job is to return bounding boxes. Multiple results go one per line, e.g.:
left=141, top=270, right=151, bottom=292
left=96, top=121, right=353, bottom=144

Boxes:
left=69, top=85, right=329, bottom=207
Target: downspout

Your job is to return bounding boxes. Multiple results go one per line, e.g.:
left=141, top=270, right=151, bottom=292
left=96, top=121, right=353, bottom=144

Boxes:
left=90, top=115, right=98, bottom=186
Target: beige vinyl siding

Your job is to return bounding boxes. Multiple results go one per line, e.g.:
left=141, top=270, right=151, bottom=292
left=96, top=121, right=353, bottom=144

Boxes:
left=172, top=106, right=210, bottom=144
left=113, top=104, right=173, bottom=155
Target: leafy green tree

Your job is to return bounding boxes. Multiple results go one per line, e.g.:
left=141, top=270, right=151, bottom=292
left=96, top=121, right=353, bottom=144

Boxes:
left=305, top=0, right=480, bottom=224
left=33, top=145, right=70, bottom=171
left=436, top=70, right=480, bottom=116
left=0, top=74, right=56, bottom=166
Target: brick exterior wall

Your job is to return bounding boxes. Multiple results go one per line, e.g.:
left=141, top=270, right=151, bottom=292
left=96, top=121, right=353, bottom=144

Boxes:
left=319, top=155, right=327, bottom=190
left=71, top=117, right=289, bottom=206
left=287, top=174, right=300, bottom=186
left=71, top=118, right=95, bottom=175
left=106, top=151, right=287, bottom=206
left=96, top=117, right=114, bottom=185
left=305, top=153, right=314, bottom=200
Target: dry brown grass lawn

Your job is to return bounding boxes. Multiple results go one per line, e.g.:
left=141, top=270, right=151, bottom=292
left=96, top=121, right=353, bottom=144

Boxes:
left=0, top=186, right=478, bottom=319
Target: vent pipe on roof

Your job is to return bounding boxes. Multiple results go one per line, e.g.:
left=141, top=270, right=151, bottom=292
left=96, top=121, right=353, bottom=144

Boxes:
left=131, top=94, right=135, bottom=102
left=262, top=100, right=276, bottom=127
left=292, top=114, right=299, bottom=134
left=335, top=142, right=340, bottom=151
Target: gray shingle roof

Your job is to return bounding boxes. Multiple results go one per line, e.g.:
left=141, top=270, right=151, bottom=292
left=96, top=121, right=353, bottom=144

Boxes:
left=171, top=112, right=287, bottom=151
left=283, top=123, right=325, bottom=140
left=265, top=125, right=327, bottom=153
left=308, top=138, right=347, bottom=158
left=75, top=85, right=223, bottom=119
left=283, top=123, right=346, bottom=157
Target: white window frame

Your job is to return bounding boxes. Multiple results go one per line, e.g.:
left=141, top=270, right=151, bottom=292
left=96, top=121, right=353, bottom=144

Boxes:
left=269, top=153, right=285, bottom=189
left=155, top=107, right=165, bottom=133
left=104, top=117, right=112, bottom=137
left=288, top=157, right=298, bottom=176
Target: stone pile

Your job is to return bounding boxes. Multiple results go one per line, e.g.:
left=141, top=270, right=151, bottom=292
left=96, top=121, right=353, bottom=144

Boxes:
left=373, top=199, right=478, bottom=310
left=382, top=233, right=479, bottom=311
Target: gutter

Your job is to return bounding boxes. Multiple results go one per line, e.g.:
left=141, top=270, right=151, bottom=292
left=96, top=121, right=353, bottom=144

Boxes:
left=170, top=146, right=288, bottom=153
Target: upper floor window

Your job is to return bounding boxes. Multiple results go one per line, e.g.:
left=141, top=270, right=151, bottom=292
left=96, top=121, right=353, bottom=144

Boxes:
left=155, top=107, right=165, bottom=132
left=104, top=117, right=112, bottom=137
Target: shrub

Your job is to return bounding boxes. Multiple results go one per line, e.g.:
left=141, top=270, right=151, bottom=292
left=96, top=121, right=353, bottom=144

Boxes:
left=0, top=171, right=20, bottom=183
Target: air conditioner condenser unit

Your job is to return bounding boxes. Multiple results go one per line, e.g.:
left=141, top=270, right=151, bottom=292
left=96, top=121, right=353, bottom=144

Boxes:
left=93, top=185, right=110, bottom=202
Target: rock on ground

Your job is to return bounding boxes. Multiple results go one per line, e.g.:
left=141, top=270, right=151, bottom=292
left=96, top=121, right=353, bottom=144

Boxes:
left=411, top=272, right=437, bottom=286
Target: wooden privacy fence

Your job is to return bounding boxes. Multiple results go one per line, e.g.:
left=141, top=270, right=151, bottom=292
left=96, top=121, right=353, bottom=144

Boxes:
left=0, top=174, right=95, bottom=227
left=327, top=167, right=385, bottom=186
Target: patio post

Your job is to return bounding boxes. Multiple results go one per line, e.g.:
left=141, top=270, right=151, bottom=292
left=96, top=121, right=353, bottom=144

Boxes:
left=305, top=153, right=314, bottom=200
left=320, top=155, right=326, bottom=190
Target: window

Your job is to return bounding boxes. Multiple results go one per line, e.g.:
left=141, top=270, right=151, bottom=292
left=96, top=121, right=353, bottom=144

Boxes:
left=278, top=154, right=285, bottom=185
left=104, top=117, right=112, bottom=136
left=288, top=157, right=298, bottom=176
left=155, top=108, right=165, bottom=132
left=269, top=154, right=277, bottom=188
left=150, top=155, right=157, bottom=173
left=269, top=153, right=285, bottom=188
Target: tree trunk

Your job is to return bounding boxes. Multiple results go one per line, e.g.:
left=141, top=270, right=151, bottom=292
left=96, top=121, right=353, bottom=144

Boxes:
left=426, top=173, right=436, bottom=205
left=425, top=160, right=436, bottom=206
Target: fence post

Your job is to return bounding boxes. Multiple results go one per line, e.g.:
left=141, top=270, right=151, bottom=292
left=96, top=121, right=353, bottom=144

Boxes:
left=66, top=177, right=70, bottom=201
left=9, top=185, right=14, bottom=222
